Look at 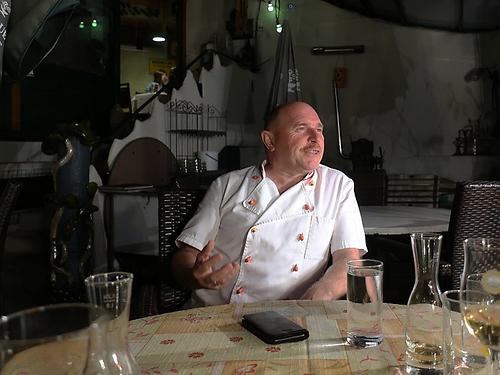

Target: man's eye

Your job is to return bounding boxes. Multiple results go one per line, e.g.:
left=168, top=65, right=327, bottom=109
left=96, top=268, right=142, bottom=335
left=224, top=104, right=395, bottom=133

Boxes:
left=317, top=128, right=323, bottom=133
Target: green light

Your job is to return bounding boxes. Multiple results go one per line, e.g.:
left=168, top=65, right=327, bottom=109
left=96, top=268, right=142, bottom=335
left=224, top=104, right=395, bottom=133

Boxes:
left=267, top=1, right=274, bottom=11
left=91, top=19, right=97, bottom=28
left=276, top=23, right=282, bottom=33
left=79, top=21, right=85, bottom=29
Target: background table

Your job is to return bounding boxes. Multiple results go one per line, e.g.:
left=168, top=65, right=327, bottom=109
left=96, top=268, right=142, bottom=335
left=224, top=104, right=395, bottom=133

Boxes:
left=360, top=205, right=451, bottom=235
left=0, top=161, right=52, bottom=179
left=129, top=300, right=408, bottom=374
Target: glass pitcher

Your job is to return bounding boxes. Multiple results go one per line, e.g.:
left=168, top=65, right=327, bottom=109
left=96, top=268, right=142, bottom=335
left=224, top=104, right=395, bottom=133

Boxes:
left=85, top=272, right=139, bottom=375
left=405, top=232, right=444, bottom=373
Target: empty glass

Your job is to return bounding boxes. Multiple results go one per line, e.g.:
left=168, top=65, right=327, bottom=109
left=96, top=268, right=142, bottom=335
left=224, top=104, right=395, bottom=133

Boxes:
left=85, top=272, right=139, bottom=375
left=0, top=303, right=110, bottom=374
left=442, top=290, right=489, bottom=374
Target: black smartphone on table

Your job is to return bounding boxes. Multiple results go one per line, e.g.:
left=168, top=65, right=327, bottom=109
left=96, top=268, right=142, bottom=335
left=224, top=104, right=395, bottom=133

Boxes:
left=241, top=311, right=309, bottom=344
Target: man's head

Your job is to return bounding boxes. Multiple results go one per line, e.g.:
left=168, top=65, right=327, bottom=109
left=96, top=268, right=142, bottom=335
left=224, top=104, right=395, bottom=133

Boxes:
left=261, top=101, right=324, bottom=175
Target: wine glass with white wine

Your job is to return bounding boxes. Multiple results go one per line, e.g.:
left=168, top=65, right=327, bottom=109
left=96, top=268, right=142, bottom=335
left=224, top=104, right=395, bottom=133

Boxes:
left=460, top=238, right=500, bottom=374
left=461, top=238, right=499, bottom=298
left=461, top=289, right=499, bottom=374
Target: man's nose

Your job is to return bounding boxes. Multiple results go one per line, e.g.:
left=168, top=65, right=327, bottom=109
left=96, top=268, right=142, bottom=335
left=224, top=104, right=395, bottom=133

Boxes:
left=307, top=129, right=320, bottom=142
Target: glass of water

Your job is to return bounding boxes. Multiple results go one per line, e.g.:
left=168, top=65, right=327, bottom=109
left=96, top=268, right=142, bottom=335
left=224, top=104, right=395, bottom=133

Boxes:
left=346, top=258, right=384, bottom=348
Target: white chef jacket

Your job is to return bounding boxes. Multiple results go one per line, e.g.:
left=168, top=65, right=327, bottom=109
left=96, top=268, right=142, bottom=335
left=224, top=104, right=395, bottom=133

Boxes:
left=176, top=162, right=367, bottom=307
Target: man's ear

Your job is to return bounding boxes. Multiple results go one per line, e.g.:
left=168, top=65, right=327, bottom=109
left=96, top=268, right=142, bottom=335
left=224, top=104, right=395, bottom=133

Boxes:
left=261, top=130, right=275, bottom=152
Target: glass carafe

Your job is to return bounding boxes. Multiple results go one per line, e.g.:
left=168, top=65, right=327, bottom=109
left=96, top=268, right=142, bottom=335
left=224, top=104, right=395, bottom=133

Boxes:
left=405, top=232, right=444, bottom=373
left=85, top=272, right=139, bottom=375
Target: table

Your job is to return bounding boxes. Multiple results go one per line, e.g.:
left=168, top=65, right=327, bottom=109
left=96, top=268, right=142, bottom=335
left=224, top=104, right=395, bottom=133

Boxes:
left=360, top=205, right=451, bottom=235
left=129, top=300, right=408, bottom=374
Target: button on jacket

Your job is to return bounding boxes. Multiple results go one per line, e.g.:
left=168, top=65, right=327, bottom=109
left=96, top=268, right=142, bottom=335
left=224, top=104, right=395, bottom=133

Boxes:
left=176, top=162, right=367, bottom=307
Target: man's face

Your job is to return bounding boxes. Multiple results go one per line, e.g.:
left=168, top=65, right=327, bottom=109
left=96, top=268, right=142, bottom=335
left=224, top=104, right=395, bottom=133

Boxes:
left=264, top=102, right=324, bottom=175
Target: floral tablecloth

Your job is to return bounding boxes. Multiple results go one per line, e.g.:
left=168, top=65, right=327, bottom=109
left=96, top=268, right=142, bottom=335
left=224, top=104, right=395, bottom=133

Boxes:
left=129, top=300, right=408, bottom=374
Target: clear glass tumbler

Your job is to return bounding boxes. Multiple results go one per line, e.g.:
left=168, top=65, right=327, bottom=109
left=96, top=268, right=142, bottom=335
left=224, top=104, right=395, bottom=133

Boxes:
left=84, top=272, right=139, bottom=375
left=346, top=258, right=384, bottom=348
left=442, top=290, right=489, bottom=374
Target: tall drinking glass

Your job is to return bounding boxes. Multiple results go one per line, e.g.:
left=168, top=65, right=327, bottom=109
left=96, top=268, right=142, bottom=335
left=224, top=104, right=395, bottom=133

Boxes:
left=346, top=259, right=384, bottom=348
left=0, top=303, right=110, bottom=374
left=85, top=272, right=139, bottom=375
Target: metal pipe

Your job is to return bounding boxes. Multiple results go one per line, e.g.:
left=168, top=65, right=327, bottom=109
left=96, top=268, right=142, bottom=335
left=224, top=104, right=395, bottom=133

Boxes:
left=333, top=79, right=350, bottom=159
left=311, top=45, right=364, bottom=55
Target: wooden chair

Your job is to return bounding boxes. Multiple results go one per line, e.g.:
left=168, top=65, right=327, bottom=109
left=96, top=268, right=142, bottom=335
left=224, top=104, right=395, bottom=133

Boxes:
left=386, top=174, right=439, bottom=207
left=347, top=169, right=386, bottom=205
left=442, top=181, right=500, bottom=289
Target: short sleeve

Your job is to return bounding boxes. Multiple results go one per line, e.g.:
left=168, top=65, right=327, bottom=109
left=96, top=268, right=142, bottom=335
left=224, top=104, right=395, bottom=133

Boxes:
left=330, top=178, right=367, bottom=254
left=175, top=178, right=223, bottom=250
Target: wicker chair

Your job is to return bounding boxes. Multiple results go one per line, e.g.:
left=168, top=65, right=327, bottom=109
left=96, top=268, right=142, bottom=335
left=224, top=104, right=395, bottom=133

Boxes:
left=158, top=188, right=205, bottom=312
left=443, top=181, right=500, bottom=289
left=0, top=180, right=23, bottom=314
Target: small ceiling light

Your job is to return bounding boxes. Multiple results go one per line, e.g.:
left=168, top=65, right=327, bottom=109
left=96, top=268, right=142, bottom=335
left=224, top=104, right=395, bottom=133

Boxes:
left=267, top=1, right=274, bottom=11
left=79, top=21, right=85, bottom=29
left=91, top=19, right=97, bottom=28
left=276, top=23, right=282, bottom=33
left=152, top=36, right=166, bottom=42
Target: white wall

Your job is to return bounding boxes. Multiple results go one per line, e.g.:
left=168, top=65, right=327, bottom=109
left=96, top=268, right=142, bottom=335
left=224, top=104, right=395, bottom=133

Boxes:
left=185, top=0, right=500, bottom=181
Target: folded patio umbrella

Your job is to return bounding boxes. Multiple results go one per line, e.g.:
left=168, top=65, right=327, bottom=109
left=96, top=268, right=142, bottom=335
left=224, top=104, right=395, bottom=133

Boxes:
left=3, top=0, right=79, bottom=80
left=265, top=20, right=302, bottom=116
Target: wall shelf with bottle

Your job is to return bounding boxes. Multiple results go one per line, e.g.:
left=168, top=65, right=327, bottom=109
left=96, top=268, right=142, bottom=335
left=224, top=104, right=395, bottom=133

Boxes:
left=453, top=118, right=500, bottom=156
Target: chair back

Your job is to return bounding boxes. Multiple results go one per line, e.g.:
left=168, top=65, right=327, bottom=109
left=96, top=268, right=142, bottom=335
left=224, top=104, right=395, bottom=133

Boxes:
left=446, top=181, right=500, bottom=289
left=0, top=180, right=23, bottom=314
left=387, top=174, right=439, bottom=207
left=108, top=137, right=177, bottom=186
left=348, top=169, right=386, bottom=205
left=158, top=188, right=205, bottom=312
